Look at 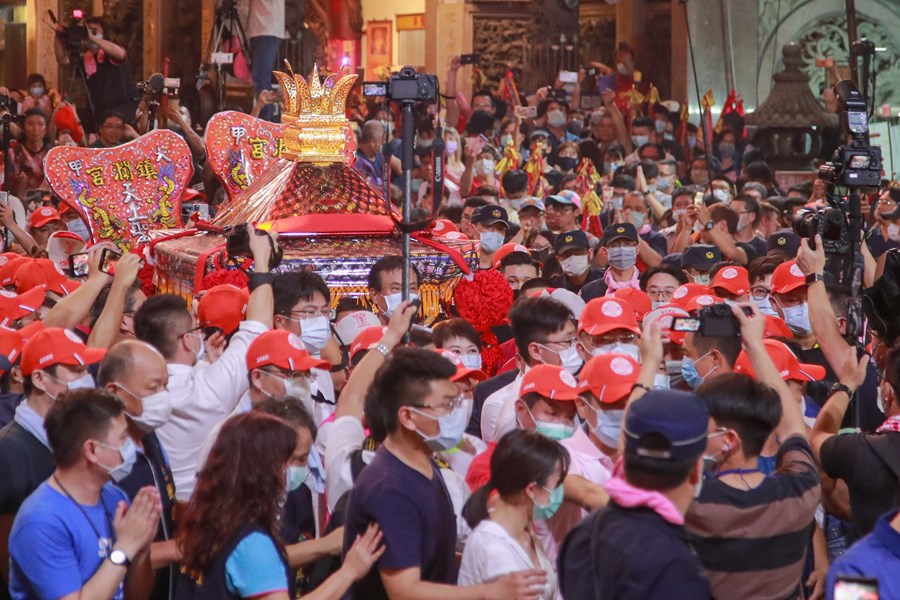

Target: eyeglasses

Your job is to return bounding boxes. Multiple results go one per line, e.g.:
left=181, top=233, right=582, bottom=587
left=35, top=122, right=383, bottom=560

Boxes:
left=589, top=331, right=637, bottom=346
left=750, top=286, right=770, bottom=301
left=646, top=286, right=676, bottom=300
left=538, top=337, right=578, bottom=349
left=409, top=396, right=463, bottom=416
left=284, top=308, right=333, bottom=320
left=179, top=325, right=203, bottom=339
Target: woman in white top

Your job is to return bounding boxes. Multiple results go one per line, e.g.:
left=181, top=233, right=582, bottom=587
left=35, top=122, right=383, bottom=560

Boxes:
left=458, top=429, right=569, bottom=600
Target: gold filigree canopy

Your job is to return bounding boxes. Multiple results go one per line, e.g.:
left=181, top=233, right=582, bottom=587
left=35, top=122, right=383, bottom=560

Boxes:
left=273, top=62, right=358, bottom=164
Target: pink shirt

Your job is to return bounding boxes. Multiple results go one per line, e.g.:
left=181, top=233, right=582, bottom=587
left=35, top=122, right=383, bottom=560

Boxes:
left=534, top=426, right=615, bottom=562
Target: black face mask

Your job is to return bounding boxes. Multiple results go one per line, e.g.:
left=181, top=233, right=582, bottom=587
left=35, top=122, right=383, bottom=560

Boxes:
left=556, top=156, right=578, bottom=172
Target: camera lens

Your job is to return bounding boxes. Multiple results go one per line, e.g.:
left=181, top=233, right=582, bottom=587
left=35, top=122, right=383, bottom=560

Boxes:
left=792, top=209, right=819, bottom=240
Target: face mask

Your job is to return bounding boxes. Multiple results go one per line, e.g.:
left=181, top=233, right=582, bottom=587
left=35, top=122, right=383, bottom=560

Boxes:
left=31, top=86, right=45, bottom=97
left=474, top=159, right=495, bottom=177
left=888, top=223, right=900, bottom=242
left=410, top=178, right=424, bottom=193
left=647, top=183, right=658, bottom=194
left=285, top=375, right=312, bottom=404
left=532, top=483, right=565, bottom=520
left=681, top=351, right=715, bottom=389
left=121, top=385, right=172, bottom=432
left=781, top=302, right=812, bottom=335
left=499, top=134, right=513, bottom=147
left=67, top=219, right=91, bottom=241
left=95, top=437, right=137, bottom=482
left=608, top=195, right=624, bottom=210
left=672, top=208, right=686, bottom=222
left=712, top=189, right=730, bottom=203
left=693, top=272, right=710, bottom=286
left=629, top=212, right=645, bottom=229
left=560, top=254, right=590, bottom=277
left=608, top=162, right=623, bottom=175
left=656, top=176, right=672, bottom=191
left=556, top=156, right=578, bottom=172
left=654, top=120, right=667, bottom=133
left=67, top=373, right=95, bottom=391
left=300, top=316, right=331, bottom=354
left=616, top=62, right=629, bottom=75
left=590, top=405, right=625, bottom=448
left=655, top=192, right=672, bottom=210
left=631, top=135, right=649, bottom=148
left=735, top=214, right=750, bottom=233
left=382, top=292, right=420, bottom=318
left=607, top=246, right=637, bottom=270
left=417, top=138, right=433, bottom=149
left=687, top=134, right=697, bottom=149
left=460, top=353, right=483, bottom=370
left=411, top=401, right=468, bottom=451
left=592, top=342, right=640, bottom=362
left=547, top=110, right=567, bottom=129
left=567, top=120, right=584, bottom=136
left=540, top=341, right=583, bottom=375
left=286, top=465, right=309, bottom=492
left=479, top=231, right=505, bottom=253
left=653, top=373, right=671, bottom=390
left=752, top=295, right=778, bottom=317
left=718, top=143, right=735, bottom=156
left=665, top=359, right=685, bottom=388
left=445, top=140, right=458, bottom=155
left=664, top=133, right=674, bottom=141
left=185, top=333, right=205, bottom=363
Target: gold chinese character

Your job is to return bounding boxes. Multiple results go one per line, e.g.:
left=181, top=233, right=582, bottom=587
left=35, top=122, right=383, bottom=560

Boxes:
left=248, top=137, right=268, bottom=160
left=85, top=166, right=105, bottom=187
left=135, top=159, right=158, bottom=179
left=112, top=160, right=134, bottom=182
left=273, top=137, right=286, bottom=158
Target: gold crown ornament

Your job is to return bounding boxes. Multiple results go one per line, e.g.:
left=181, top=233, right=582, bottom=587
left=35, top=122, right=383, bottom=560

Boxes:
left=274, top=62, right=358, bottom=164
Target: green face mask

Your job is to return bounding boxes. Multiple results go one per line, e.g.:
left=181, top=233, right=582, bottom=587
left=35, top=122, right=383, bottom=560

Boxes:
left=524, top=405, right=575, bottom=441
left=532, top=483, right=565, bottom=521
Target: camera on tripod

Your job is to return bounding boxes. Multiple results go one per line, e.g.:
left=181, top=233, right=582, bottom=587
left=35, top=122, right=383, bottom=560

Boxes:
left=363, top=67, right=439, bottom=103
left=51, top=9, right=93, bottom=56
left=136, top=74, right=181, bottom=100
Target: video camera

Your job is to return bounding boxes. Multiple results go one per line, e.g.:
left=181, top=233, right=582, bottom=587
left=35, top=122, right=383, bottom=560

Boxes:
left=363, top=67, right=439, bottom=104
left=136, top=73, right=181, bottom=100
left=49, top=10, right=92, bottom=56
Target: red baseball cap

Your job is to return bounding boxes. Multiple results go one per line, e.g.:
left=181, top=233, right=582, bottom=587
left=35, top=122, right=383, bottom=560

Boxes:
left=771, top=260, right=807, bottom=295
left=711, top=266, right=750, bottom=297
left=16, top=319, right=45, bottom=341
left=197, top=284, right=250, bottom=335
left=20, top=327, right=106, bottom=376
left=431, top=219, right=459, bottom=236
left=643, top=303, right=690, bottom=346
left=613, top=288, right=652, bottom=322
left=579, top=297, right=641, bottom=337
left=670, top=283, right=711, bottom=308
left=0, top=327, right=25, bottom=373
left=28, top=207, right=61, bottom=229
left=0, top=287, right=46, bottom=326
left=15, top=258, right=80, bottom=295
left=684, top=293, right=724, bottom=314
left=733, top=339, right=826, bottom=382
left=350, top=326, right=387, bottom=361
left=519, top=364, right=580, bottom=401
left=764, top=315, right=794, bottom=339
left=437, top=349, right=487, bottom=382
left=579, top=353, right=640, bottom=403
left=246, top=330, right=330, bottom=372
left=0, top=255, right=29, bottom=288
left=492, top=242, right=531, bottom=270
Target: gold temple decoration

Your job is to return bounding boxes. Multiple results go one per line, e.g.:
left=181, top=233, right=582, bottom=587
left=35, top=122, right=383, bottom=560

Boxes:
left=274, top=61, right=358, bottom=164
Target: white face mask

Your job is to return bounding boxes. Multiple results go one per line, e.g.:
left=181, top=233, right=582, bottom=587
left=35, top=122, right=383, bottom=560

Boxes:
left=474, top=159, right=495, bottom=177
left=781, top=302, right=812, bottom=336
left=560, top=254, right=590, bottom=277
left=540, top=341, right=583, bottom=375
left=713, top=189, right=730, bottom=204
left=120, top=384, right=172, bottom=432
left=67, top=373, right=95, bottom=391
left=479, top=231, right=505, bottom=253
left=300, top=315, right=331, bottom=354
left=672, top=208, right=686, bottom=222
left=459, top=353, right=483, bottom=370
left=591, top=342, right=640, bottom=362
left=382, top=292, right=420, bottom=318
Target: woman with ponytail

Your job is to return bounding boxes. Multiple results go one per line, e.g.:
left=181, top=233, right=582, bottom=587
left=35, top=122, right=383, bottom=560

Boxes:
left=458, top=429, right=569, bottom=600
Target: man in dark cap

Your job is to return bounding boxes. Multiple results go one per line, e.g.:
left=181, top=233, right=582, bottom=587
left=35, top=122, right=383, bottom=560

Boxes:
left=766, top=230, right=801, bottom=260
left=681, top=244, right=722, bottom=286
left=548, top=230, right=603, bottom=295
left=580, top=223, right=641, bottom=301
left=557, top=389, right=712, bottom=599
left=471, top=205, right=510, bottom=269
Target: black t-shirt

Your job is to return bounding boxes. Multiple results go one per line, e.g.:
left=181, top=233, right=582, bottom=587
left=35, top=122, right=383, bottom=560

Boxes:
left=116, top=432, right=178, bottom=600
left=548, top=267, right=605, bottom=295
left=85, top=52, right=138, bottom=113
left=820, top=431, right=900, bottom=540
left=558, top=502, right=712, bottom=599
left=0, top=392, right=23, bottom=429
left=0, top=421, right=54, bottom=514
left=343, top=445, right=457, bottom=599
left=799, top=346, right=883, bottom=433
left=737, top=236, right=768, bottom=262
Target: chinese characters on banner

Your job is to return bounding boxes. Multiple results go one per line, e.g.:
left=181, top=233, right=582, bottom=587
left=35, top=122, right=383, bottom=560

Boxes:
left=44, top=130, right=194, bottom=251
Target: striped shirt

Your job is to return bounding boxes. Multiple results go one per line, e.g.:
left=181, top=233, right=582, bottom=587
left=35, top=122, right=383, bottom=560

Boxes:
left=685, top=435, right=820, bottom=600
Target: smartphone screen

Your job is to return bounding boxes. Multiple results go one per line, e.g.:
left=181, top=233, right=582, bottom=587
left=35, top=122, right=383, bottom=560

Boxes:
left=834, top=577, right=879, bottom=600
left=100, top=249, right=122, bottom=275
left=69, top=252, right=90, bottom=278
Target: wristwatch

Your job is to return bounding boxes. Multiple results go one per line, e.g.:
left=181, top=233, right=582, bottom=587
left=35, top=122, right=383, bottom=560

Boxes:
left=703, top=220, right=715, bottom=231
left=829, top=382, right=854, bottom=398
left=805, top=272, right=825, bottom=286
left=108, top=549, right=131, bottom=567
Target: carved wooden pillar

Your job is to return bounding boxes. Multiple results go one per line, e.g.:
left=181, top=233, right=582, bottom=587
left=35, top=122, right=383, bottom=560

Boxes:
left=31, top=0, right=60, bottom=88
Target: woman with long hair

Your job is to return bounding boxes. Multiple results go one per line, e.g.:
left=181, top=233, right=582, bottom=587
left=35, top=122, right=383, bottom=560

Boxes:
left=8, top=108, right=51, bottom=197
left=459, top=429, right=570, bottom=600
left=175, top=412, right=384, bottom=599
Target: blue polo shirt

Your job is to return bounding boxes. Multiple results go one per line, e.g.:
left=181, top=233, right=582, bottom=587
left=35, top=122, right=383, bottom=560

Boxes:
left=826, top=509, right=900, bottom=600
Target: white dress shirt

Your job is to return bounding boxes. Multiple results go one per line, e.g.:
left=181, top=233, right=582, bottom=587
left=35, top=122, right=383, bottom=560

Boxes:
left=480, top=371, right=524, bottom=443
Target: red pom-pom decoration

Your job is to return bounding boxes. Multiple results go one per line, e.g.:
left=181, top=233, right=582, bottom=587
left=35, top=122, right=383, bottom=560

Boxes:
left=453, top=269, right=514, bottom=376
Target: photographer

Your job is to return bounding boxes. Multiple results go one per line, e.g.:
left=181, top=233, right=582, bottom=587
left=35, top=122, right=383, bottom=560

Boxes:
left=53, top=16, right=138, bottom=133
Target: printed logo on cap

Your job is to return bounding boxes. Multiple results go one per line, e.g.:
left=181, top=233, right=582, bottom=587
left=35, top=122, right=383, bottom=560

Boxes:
left=790, top=263, right=804, bottom=278
left=513, top=244, right=527, bottom=253
left=615, top=226, right=625, bottom=233
left=63, top=329, right=82, bottom=344
left=696, top=295, right=715, bottom=306
left=610, top=356, right=634, bottom=376
left=673, top=286, right=688, bottom=299
left=564, top=234, right=573, bottom=243
left=287, top=333, right=304, bottom=350
left=445, top=232, right=464, bottom=240
left=440, top=350, right=462, bottom=366
left=433, top=221, right=446, bottom=232
left=601, top=300, right=624, bottom=317
left=559, top=370, right=577, bottom=387
left=777, top=237, right=786, bottom=246
left=492, top=209, right=501, bottom=218
left=705, top=251, right=715, bottom=259
left=722, top=268, right=737, bottom=280
left=255, top=353, right=270, bottom=364
left=40, top=208, right=54, bottom=217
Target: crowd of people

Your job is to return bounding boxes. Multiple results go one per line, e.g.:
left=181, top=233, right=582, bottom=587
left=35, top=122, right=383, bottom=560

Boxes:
left=1, top=17, right=900, bottom=600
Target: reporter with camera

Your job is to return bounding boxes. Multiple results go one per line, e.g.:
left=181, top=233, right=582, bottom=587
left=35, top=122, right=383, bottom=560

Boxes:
left=53, top=17, right=138, bottom=133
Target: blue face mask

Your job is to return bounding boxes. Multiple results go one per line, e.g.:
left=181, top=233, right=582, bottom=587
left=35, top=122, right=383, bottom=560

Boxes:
left=532, top=483, right=564, bottom=521
left=681, top=351, right=715, bottom=389
left=286, top=465, right=308, bottom=492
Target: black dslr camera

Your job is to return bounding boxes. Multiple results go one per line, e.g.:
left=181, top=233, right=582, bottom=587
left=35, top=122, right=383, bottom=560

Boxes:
left=363, top=67, right=439, bottom=103
left=224, top=226, right=283, bottom=271
left=792, top=206, right=851, bottom=255
left=672, top=303, right=752, bottom=338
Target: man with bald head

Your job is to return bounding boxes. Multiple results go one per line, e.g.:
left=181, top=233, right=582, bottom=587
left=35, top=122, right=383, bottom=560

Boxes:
left=97, top=340, right=176, bottom=600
